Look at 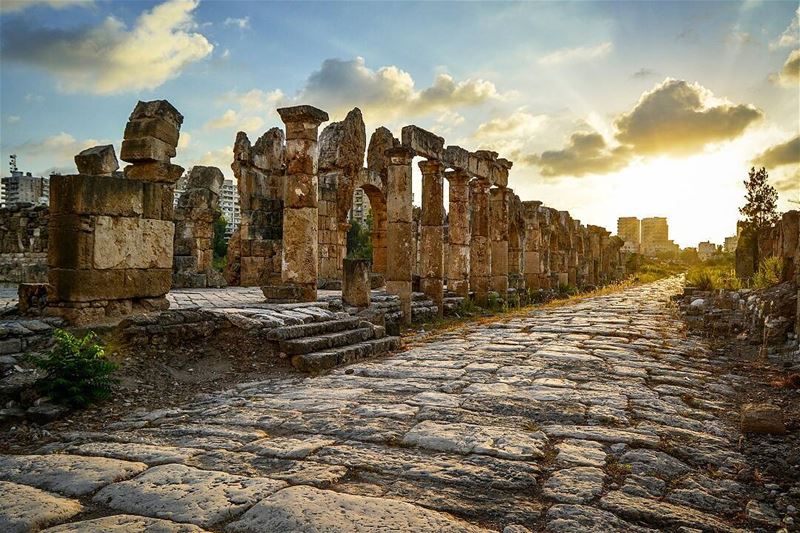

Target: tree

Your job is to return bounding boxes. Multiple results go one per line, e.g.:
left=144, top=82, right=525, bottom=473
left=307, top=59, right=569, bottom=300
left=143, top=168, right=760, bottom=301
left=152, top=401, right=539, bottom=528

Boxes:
left=213, top=214, right=228, bottom=260
left=739, top=167, right=779, bottom=231
left=346, top=214, right=373, bottom=261
left=738, top=167, right=779, bottom=277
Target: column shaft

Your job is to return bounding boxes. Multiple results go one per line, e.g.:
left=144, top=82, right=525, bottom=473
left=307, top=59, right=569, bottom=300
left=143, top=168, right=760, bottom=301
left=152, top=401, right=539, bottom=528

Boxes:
left=469, top=179, right=491, bottom=306
left=419, top=160, right=445, bottom=317
left=490, top=187, right=509, bottom=297
left=385, top=147, right=415, bottom=324
left=446, top=171, right=470, bottom=297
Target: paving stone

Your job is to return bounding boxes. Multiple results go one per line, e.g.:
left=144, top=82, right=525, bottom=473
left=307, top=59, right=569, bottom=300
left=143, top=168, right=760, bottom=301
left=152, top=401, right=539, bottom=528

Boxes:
left=543, top=467, right=605, bottom=503
left=0, top=454, right=148, bottom=496
left=227, top=485, right=491, bottom=532
left=63, top=442, right=200, bottom=465
left=546, top=503, right=658, bottom=533
left=619, top=448, right=691, bottom=478
left=242, top=436, right=335, bottom=459
left=555, top=439, right=607, bottom=467
left=402, top=420, right=547, bottom=460
left=43, top=514, right=209, bottom=532
left=0, top=481, right=83, bottom=533
left=92, top=464, right=286, bottom=527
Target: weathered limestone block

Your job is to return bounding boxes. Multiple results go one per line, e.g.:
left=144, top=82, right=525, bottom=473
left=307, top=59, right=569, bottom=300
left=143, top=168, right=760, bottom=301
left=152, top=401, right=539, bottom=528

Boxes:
left=50, top=175, right=144, bottom=218
left=386, top=146, right=415, bottom=324
left=343, top=258, right=370, bottom=307
left=446, top=170, right=471, bottom=297
left=319, top=107, right=366, bottom=176
left=48, top=268, right=172, bottom=302
left=186, top=166, right=224, bottom=195
left=401, top=125, right=444, bottom=160
left=443, top=145, right=470, bottom=171
left=94, top=217, right=173, bottom=270
left=124, top=117, right=181, bottom=147
left=129, top=99, right=184, bottom=129
left=120, top=137, right=177, bottom=163
left=367, top=127, right=399, bottom=180
left=74, top=145, right=119, bottom=176
left=123, top=162, right=184, bottom=184
left=281, top=207, right=319, bottom=286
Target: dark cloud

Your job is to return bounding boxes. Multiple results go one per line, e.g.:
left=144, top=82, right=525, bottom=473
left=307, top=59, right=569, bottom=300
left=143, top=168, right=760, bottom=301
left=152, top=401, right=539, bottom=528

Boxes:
left=753, top=135, right=800, bottom=168
left=525, top=132, right=632, bottom=178
left=614, top=78, right=762, bottom=156
left=632, top=68, right=656, bottom=79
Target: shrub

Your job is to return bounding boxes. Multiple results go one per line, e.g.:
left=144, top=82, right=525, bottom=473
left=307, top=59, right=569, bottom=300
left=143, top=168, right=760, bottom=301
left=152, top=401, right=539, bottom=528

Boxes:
left=33, top=329, right=118, bottom=408
left=686, top=269, right=716, bottom=291
left=556, top=283, right=578, bottom=297
left=752, top=257, right=784, bottom=289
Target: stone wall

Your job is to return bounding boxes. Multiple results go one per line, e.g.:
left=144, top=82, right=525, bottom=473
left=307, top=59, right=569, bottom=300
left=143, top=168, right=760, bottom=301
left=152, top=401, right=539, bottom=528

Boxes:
left=225, top=130, right=285, bottom=286
left=173, top=166, right=226, bottom=288
left=46, top=100, right=183, bottom=325
left=736, top=210, right=799, bottom=282
left=0, top=204, right=49, bottom=283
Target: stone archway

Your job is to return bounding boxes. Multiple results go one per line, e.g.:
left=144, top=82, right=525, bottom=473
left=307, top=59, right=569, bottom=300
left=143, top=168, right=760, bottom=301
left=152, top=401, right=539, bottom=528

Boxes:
left=345, top=168, right=388, bottom=278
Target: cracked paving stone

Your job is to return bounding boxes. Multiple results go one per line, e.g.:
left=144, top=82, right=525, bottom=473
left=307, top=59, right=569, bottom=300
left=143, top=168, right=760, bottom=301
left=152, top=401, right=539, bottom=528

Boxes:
left=0, top=481, right=83, bottom=533
left=226, top=485, right=492, bottom=532
left=42, top=514, right=210, bottom=532
left=543, top=467, right=605, bottom=504
left=555, top=439, right=607, bottom=467
left=62, top=442, right=201, bottom=465
left=545, top=503, right=659, bottom=533
left=402, top=420, right=547, bottom=460
left=92, top=463, right=286, bottom=528
left=0, top=454, right=148, bottom=497
left=241, top=435, right=335, bottom=459
left=619, top=448, right=691, bottom=478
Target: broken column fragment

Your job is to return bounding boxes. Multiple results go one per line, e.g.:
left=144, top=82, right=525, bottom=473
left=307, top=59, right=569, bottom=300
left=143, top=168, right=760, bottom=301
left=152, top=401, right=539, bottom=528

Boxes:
left=173, top=166, right=225, bottom=288
left=74, top=145, right=119, bottom=177
left=342, top=258, right=370, bottom=308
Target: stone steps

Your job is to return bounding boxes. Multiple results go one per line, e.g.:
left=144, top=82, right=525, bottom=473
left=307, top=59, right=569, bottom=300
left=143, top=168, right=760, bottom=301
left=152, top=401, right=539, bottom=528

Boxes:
left=280, top=326, right=380, bottom=356
left=291, top=336, right=401, bottom=372
left=265, top=317, right=364, bottom=341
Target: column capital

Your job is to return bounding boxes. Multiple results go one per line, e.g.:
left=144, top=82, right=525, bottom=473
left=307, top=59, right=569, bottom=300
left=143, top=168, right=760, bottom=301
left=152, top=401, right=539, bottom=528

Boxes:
left=385, top=146, right=416, bottom=165
left=444, top=168, right=470, bottom=183
left=418, top=159, right=445, bottom=176
left=277, top=105, right=329, bottom=126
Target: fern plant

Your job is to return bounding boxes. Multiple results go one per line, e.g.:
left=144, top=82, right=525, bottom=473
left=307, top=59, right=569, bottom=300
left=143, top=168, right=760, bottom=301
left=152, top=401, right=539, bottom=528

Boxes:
left=34, top=329, right=118, bottom=408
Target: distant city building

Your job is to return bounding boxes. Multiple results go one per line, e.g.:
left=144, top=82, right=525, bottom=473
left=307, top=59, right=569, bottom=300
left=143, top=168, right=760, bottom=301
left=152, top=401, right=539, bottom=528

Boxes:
left=641, top=217, right=671, bottom=256
left=219, top=179, right=240, bottom=236
left=1, top=170, right=49, bottom=207
left=350, top=188, right=371, bottom=225
left=617, top=217, right=641, bottom=253
left=724, top=235, right=739, bottom=253
left=698, top=241, right=717, bottom=262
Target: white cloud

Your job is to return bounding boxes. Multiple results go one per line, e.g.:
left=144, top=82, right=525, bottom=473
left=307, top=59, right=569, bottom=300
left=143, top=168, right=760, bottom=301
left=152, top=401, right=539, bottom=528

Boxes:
left=196, top=146, right=233, bottom=176
left=203, top=109, right=264, bottom=132
left=772, top=49, right=800, bottom=86
left=537, top=41, right=613, bottom=66
left=178, top=131, right=191, bottom=149
left=295, top=57, right=503, bottom=122
left=223, top=16, right=250, bottom=30
left=1, top=0, right=213, bottom=94
left=0, top=0, right=92, bottom=14
left=9, top=132, right=109, bottom=174
left=770, top=7, right=799, bottom=50
left=223, top=88, right=285, bottom=111
left=24, top=93, right=43, bottom=103
left=7, top=115, right=21, bottom=124
left=472, top=110, right=547, bottom=141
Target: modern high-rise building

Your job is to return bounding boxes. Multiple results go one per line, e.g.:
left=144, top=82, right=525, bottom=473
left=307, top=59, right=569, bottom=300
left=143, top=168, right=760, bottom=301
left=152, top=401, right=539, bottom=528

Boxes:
left=1, top=170, right=49, bottom=207
left=351, top=188, right=371, bottom=225
left=641, top=217, right=670, bottom=256
left=617, top=217, right=641, bottom=244
left=219, top=179, right=240, bottom=236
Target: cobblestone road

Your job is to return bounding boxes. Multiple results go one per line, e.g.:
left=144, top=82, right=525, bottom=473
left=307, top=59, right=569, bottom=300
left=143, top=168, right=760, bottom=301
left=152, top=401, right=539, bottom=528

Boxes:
left=1, top=278, right=759, bottom=532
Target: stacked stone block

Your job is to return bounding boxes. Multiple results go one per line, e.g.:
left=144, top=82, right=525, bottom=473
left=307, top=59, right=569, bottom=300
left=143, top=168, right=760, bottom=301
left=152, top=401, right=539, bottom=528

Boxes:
left=226, top=129, right=285, bottom=286
left=173, top=166, right=225, bottom=288
left=47, top=101, right=183, bottom=325
left=261, top=105, right=329, bottom=303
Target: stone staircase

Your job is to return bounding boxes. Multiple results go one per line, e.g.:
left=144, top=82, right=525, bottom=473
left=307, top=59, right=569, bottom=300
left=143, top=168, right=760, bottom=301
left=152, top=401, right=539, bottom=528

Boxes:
left=266, top=316, right=400, bottom=373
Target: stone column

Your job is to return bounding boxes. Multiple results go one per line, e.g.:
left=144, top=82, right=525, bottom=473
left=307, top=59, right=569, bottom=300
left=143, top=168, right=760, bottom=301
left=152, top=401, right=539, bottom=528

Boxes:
left=418, top=160, right=445, bottom=317
left=370, top=202, right=388, bottom=277
left=342, top=258, right=370, bottom=308
left=275, top=105, right=329, bottom=302
left=445, top=170, right=471, bottom=297
left=522, top=201, right=542, bottom=291
left=469, top=179, right=491, bottom=306
left=386, top=147, right=415, bottom=325
left=490, top=187, right=509, bottom=297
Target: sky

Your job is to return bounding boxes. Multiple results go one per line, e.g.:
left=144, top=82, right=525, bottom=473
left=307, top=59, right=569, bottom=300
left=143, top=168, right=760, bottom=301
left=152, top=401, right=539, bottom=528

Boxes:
left=0, top=0, right=798, bottom=248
